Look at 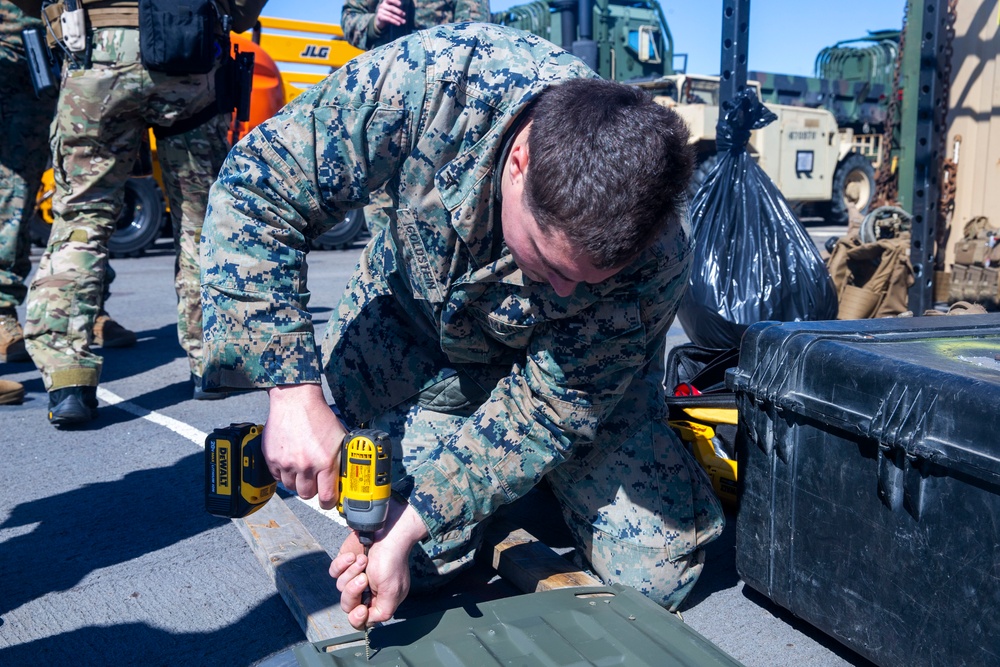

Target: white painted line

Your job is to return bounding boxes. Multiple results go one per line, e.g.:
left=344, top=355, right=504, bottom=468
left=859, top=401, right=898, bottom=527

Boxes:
left=97, top=387, right=207, bottom=445
left=96, top=386, right=347, bottom=526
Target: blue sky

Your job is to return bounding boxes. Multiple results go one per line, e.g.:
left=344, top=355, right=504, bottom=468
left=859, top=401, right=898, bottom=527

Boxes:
left=261, top=0, right=907, bottom=77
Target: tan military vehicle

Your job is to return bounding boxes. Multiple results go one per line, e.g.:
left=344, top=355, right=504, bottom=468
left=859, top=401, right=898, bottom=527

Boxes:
left=637, top=74, right=877, bottom=225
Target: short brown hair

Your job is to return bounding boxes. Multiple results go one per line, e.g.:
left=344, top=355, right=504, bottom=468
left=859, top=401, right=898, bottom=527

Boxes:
left=524, top=78, right=694, bottom=269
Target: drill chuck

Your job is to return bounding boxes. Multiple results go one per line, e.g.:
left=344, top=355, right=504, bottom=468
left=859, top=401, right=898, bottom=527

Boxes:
left=337, top=428, right=393, bottom=538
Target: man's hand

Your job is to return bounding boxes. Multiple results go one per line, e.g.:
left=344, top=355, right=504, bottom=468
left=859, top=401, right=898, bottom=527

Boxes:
left=373, top=0, right=407, bottom=31
left=330, top=499, right=430, bottom=629
left=263, top=384, right=348, bottom=510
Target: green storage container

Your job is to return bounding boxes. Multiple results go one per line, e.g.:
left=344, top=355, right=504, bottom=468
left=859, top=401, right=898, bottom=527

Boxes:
left=290, top=585, right=745, bottom=666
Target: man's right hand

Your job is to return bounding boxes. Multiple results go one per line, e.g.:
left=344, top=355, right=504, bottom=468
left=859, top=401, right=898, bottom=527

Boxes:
left=374, top=0, right=407, bottom=31
left=263, top=383, right=348, bottom=510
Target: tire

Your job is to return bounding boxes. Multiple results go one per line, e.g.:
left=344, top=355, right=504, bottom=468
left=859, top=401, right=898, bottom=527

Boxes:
left=108, top=177, right=166, bottom=258
left=688, top=153, right=720, bottom=201
left=312, top=208, right=366, bottom=250
left=821, top=152, right=875, bottom=226
left=28, top=177, right=166, bottom=254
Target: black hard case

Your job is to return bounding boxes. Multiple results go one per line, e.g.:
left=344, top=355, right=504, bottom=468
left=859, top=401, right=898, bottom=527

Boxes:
left=729, top=315, right=1000, bottom=667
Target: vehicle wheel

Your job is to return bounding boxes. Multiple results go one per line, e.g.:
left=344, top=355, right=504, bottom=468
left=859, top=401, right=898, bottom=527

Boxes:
left=108, top=177, right=166, bottom=258
left=822, top=152, right=875, bottom=226
left=688, top=153, right=720, bottom=201
left=312, top=209, right=366, bottom=250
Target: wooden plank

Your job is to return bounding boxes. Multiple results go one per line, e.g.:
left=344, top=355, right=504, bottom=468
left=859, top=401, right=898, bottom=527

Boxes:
left=234, top=496, right=355, bottom=642
left=484, top=518, right=602, bottom=594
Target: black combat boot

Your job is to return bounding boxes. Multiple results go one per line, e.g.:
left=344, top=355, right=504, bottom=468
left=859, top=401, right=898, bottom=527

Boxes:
left=47, top=386, right=98, bottom=427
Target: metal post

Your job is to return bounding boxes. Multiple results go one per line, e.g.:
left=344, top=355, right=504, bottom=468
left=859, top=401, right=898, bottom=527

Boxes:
left=556, top=0, right=577, bottom=52
left=719, top=0, right=750, bottom=114
left=897, top=0, right=948, bottom=312
left=573, top=0, right=598, bottom=73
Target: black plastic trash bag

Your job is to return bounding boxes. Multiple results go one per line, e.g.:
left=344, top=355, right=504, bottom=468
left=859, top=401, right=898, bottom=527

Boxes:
left=677, top=89, right=838, bottom=349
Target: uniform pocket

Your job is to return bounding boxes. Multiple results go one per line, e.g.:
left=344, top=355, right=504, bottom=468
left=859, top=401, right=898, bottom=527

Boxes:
left=415, top=368, right=490, bottom=416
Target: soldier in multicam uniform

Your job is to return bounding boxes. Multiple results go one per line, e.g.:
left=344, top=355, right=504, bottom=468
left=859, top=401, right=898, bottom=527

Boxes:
left=202, top=23, right=724, bottom=625
left=0, top=0, right=54, bottom=405
left=22, top=0, right=266, bottom=426
left=341, top=0, right=491, bottom=238
left=1, top=1, right=144, bottom=406
left=341, top=0, right=490, bottom=50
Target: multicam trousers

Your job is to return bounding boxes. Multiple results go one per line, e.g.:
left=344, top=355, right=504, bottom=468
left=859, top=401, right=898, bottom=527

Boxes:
left=0, top=57, right=56, bottom=311
left=157, top=114, right=232, bottom=378
left=24, top=28, right=230, bottom=390
left=369, top=370, right=725, bottom=611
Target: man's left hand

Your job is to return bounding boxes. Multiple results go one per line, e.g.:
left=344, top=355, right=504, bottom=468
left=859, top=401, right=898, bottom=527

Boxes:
left=330, top=498, right=430, bottom=629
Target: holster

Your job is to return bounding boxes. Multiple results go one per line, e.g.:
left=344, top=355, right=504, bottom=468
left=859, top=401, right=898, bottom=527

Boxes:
left=150, top=42, right=254, bottom=140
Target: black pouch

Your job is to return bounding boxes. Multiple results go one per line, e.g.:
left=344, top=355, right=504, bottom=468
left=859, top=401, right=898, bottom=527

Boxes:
left=139, top=0, right=217, bottom=75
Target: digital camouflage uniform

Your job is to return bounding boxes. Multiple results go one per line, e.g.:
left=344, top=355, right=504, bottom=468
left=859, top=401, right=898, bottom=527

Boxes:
left=341, top=0, right=491, bottom=238
left=0, top=1, right=56, bottom=313
left=24, top=21, right=232, bottom=391
left=202, top=23, right=724, bottom=610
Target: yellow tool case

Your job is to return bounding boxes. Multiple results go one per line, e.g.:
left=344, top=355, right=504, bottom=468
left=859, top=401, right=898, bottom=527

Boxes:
left=663, top=344, right=740, bottom=508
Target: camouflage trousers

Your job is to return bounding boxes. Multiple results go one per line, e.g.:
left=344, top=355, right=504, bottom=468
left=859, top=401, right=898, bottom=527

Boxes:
left=369, top=371, right=725, bottom=611
left=0, top=58, right=56, bottom=311
left=24, top=28, right=229, bottom=390
left=158, top=114, right=232, bottom=378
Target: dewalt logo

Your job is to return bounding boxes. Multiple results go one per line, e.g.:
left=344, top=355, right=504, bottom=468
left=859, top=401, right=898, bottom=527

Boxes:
left=216, top=441, right=231, bottom=495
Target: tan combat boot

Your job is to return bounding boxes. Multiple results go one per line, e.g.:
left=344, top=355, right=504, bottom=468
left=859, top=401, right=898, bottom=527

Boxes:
left=0, top=308, right=29, bottom=363
left=93, top=310, right=137, bottom=348
left=0, top=379, right=25, bottom=405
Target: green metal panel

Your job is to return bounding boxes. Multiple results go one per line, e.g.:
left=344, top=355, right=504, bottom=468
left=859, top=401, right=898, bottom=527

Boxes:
left=492, top=0, right=674, bottom=81
left=813, top=31, right=900, bottom=87
left=491, top=1, right=557, bottom=45
left=596, top=1, right=673, bottom=80
left=291, top=585, right=746, bottom=666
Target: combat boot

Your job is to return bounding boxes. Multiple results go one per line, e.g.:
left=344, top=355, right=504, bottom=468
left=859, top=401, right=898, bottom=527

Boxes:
left=0, top=379, right=25, bottom=405
left=0, top=308, right=29, bottom=363
left=93, top=311, right=137, bottom=348
left=47, top=386, right=98, bottom=427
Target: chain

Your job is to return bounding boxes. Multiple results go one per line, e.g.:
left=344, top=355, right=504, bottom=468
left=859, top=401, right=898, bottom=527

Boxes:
left=940, top=155, right=958, bottom=217
left=872, top=2, right=907, bottom=208
left=934, top=0, right=958, bottom=270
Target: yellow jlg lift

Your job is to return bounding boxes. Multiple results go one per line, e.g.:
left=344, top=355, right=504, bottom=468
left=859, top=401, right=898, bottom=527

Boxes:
left=32, top=16, right=364, bottom=257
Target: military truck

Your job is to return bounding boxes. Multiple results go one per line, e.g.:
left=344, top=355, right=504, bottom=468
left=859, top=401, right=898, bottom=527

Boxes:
left=493, top=0, right=885, bottom=224
left=751, top=30, right=898, bottom=136
left=637, top=73, right=876, bottom=226
left=747, top=31, right=901, bottom=221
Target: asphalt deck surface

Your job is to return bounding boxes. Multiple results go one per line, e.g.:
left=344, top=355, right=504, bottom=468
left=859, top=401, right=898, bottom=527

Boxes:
left=0, top=225, right=875, bottom=667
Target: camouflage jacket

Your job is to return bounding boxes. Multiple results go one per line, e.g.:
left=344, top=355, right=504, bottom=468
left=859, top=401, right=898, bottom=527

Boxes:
left=1, top=0, right=41, bottom=62
left=202, top=23, right=693, bottom=539
left=341, top=0, right=490, bottom=51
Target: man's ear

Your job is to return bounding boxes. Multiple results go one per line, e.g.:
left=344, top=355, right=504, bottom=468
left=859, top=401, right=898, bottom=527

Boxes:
left=507, top=135, right=530, bottom=186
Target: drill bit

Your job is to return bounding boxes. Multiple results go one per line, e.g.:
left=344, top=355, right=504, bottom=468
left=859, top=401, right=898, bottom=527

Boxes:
left=362, top=541, right=373, bottom=661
